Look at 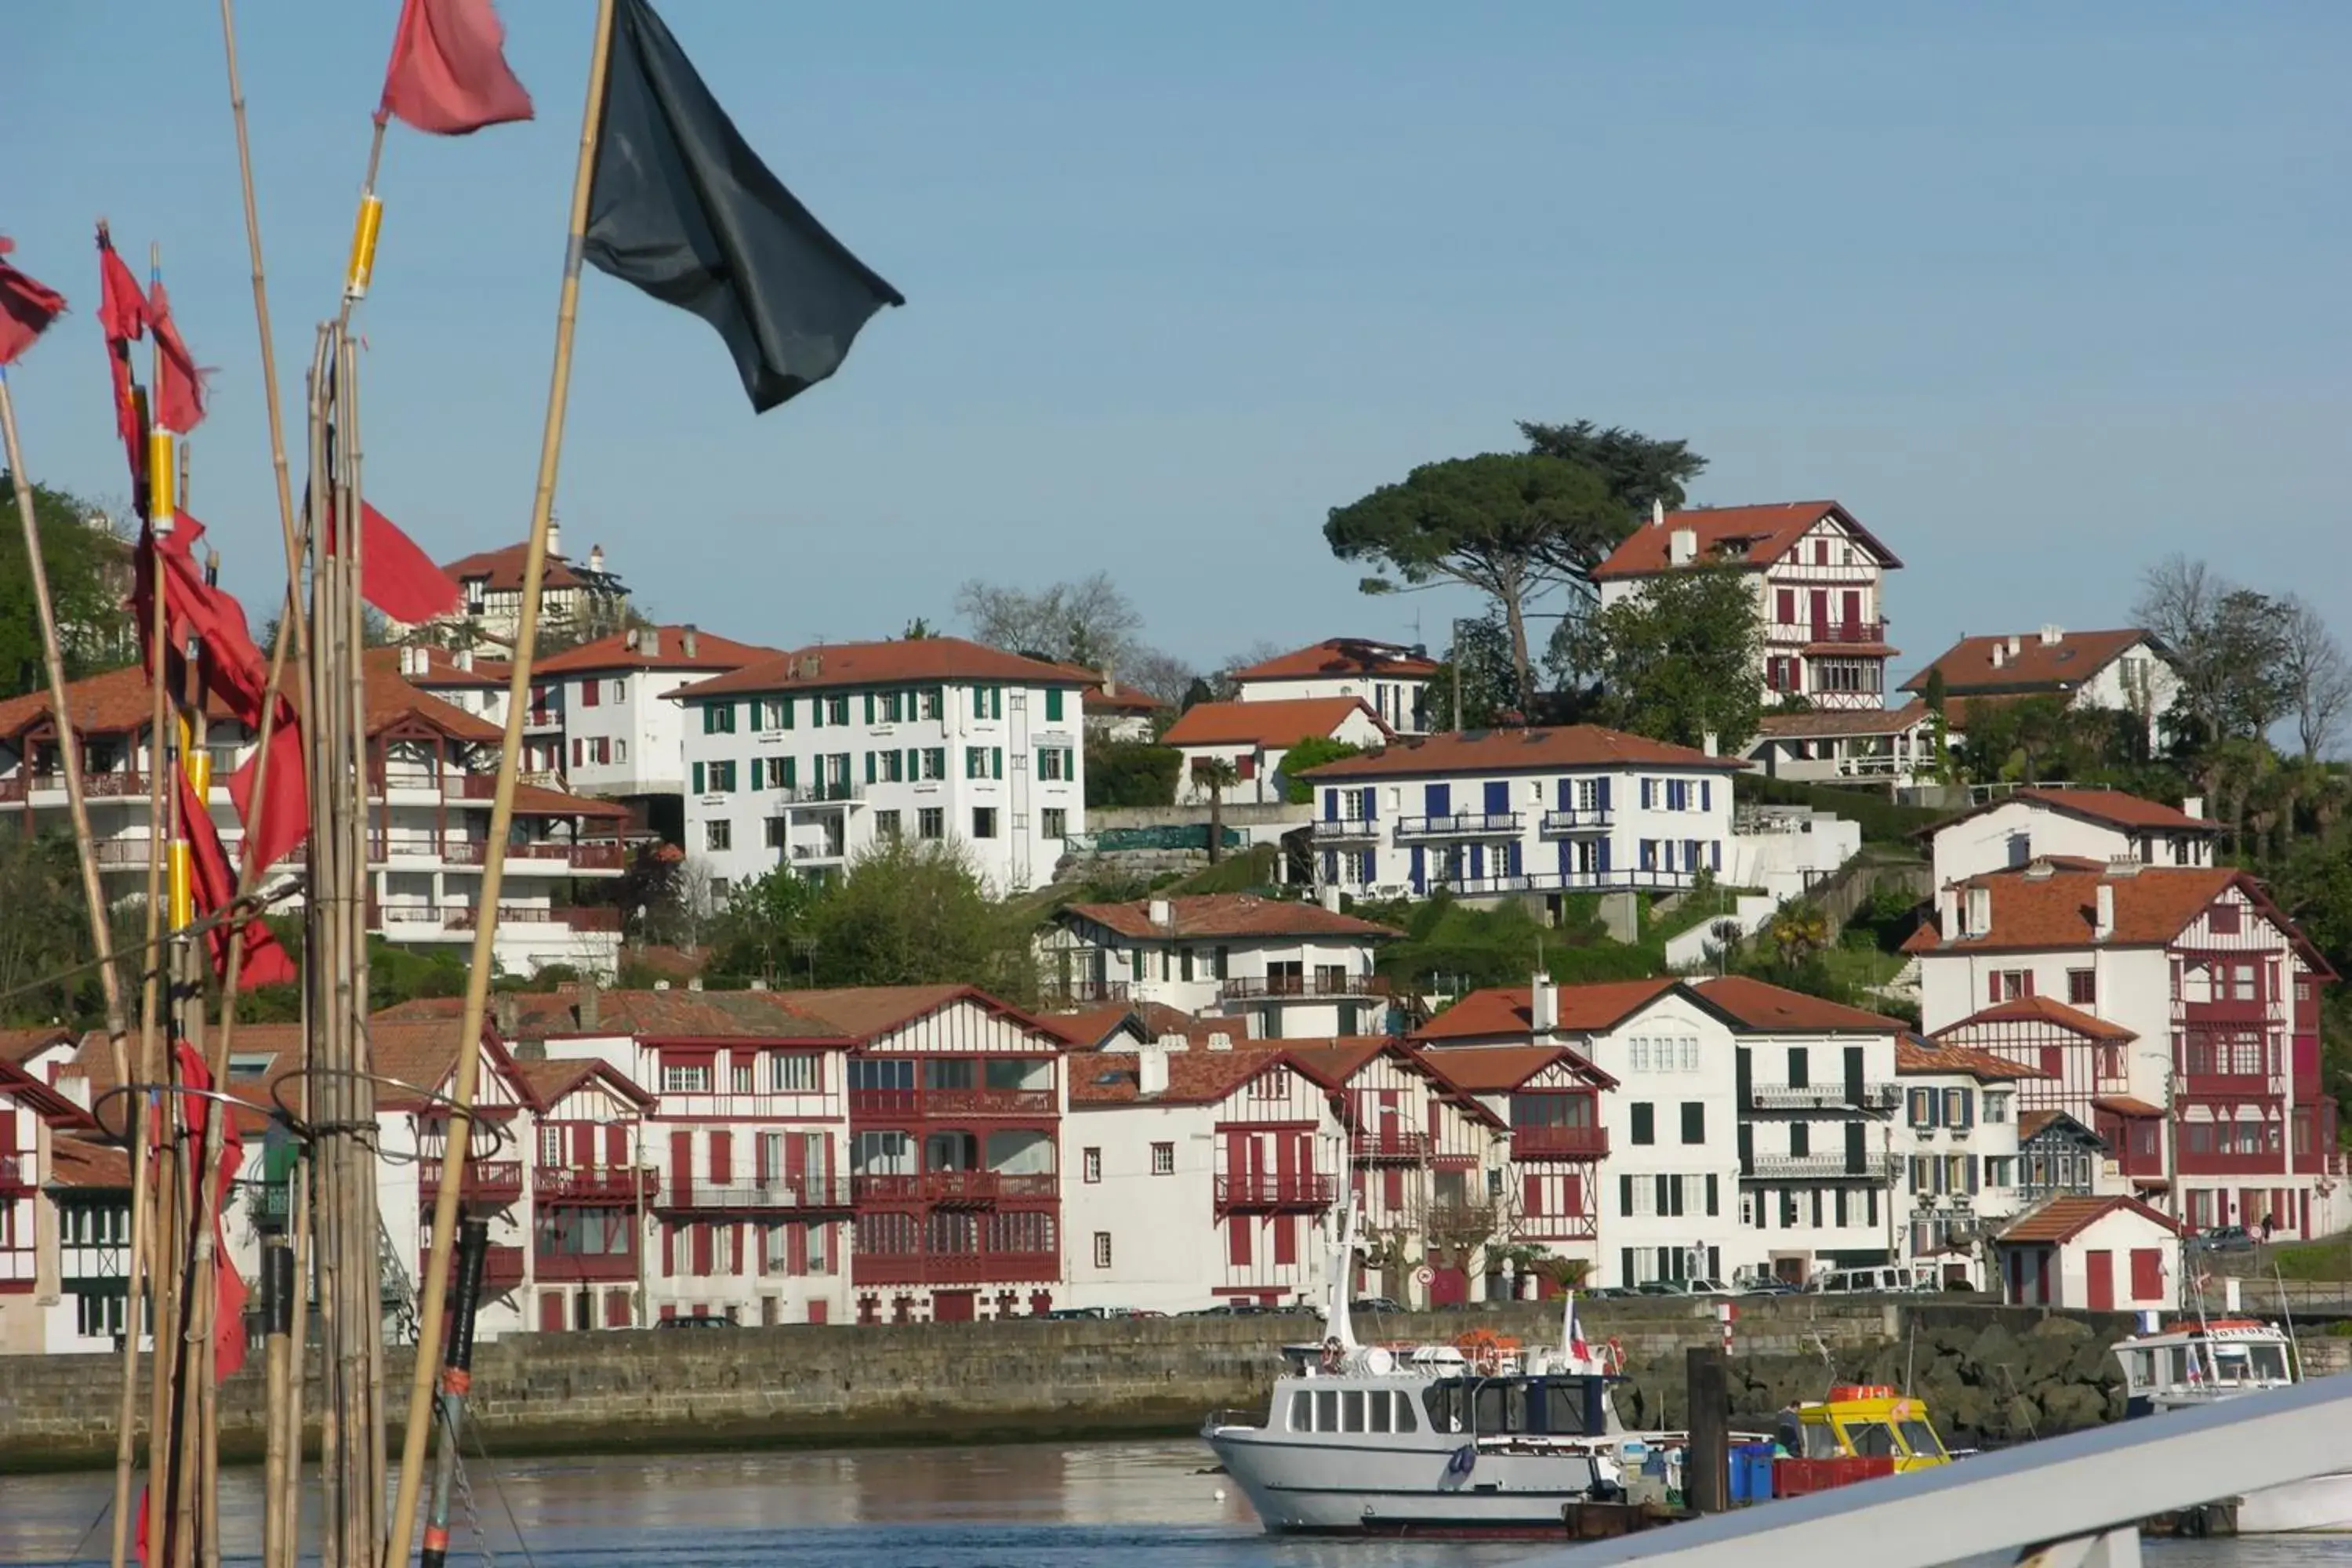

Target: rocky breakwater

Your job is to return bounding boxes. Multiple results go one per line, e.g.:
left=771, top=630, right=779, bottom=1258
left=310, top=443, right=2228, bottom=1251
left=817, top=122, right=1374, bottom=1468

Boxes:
left=1610, top=1312, right=2129, bottom=1447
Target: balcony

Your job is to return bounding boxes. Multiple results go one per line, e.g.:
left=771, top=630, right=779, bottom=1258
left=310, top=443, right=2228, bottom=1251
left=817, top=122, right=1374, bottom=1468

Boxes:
left=1510, top=1124, right=1610, bottom=1161
left=477, top=1243, right=527, bottom=1292
left=772, top=782, right=863, bottom=806
left=2180, top=1072, right=2278, bottom=1098
left=851, top=1249, right=1060, bottom=1287
left=1519, top=1212, right=1601, bottom=1242
left=1310, top=816, right=1380, bottom=842
left=1538, top=808, right=1613, bottom=836
left=531, top=1249, right=637, bottom=1283
left=1350, top=1131, right=1429, bottom=1163
left=1748, top=1153, right=1893, bottom=1180
left=1214, top=1173, right=1336, bottom=1210
left=1220, top=973, right=1385, bottom=1002
left=417, top=1157, right=525, bottom=1203
left=849, top=1087, right=1056, bottom=1120
left=1426, top=866, right=1700, bottom=897
left=535, top=1164, right=660, bottom=1203
left=1802, top=619, right=1890, bottom=648
left=1394, top=812, right=1524, bottom=840
left=662, top=1178, right=856, bottom=1211
left=848, top=1171, right=1057, bottom=1206
left=0, top=770, right=151, bottom=804
left=1040, top=978, right=1129, bottom=1005
left=0, top=1153, right=31, bottom=1189
left=1749, top=1083, right=1900, bottom=1112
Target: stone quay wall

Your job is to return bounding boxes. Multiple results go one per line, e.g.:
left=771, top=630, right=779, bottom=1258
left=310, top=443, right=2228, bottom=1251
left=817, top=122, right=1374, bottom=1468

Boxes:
left=2, top=1296, right=2339, bottom=1472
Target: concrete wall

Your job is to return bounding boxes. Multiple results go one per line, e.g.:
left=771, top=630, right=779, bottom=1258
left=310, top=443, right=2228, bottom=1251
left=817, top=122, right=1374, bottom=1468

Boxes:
left=2, top=1295, right=2333, bottom=1473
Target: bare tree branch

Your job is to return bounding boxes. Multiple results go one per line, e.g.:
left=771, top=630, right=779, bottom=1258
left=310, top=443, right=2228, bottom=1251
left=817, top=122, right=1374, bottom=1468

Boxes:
left=2280, top=594, right=2352, bottom=760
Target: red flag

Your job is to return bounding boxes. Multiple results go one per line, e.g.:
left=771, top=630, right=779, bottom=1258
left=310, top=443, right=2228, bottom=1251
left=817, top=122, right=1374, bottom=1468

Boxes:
left=227, top=722, right=310, bottom=877
left=96, top=230, right=150, bottom=343
left=178, top=771, right=297, bottom=993
left=359, top=502, right=459, bottom=622
left=0, top=237, right=65, bottom=367
left=173, top=1037, right=252, bottom=1379
left=379, top=0, right=535, bottom=135
left=148, top=281, right=208, bottom=433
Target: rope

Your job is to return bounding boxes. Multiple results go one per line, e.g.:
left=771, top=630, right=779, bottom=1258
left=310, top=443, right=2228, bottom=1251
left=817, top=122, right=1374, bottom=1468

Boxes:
left=0, top=873, right=299, bottom=1012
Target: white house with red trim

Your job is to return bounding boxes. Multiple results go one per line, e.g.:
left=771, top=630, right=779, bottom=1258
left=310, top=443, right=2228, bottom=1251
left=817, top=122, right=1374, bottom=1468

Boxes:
left=1297, top=725, right=1745, bottom=903
left=1044, top=892, right=1400, bottom=1036
left=529, top=624, right=778, bottom=825
left=1417, top=1044, right=1614, bottom=1294
left=1591, top=501, right=1904, bottom=712
left=1063, top=1044, right=1342, bottom=1313
left=1991, top=1194, right=2181, bottom=1311
left=1160, top=696, right=1392, bottom=807
left=1900, top=627, right=2180, bottom=750
left=1228, top=638, right=1439, bottom=736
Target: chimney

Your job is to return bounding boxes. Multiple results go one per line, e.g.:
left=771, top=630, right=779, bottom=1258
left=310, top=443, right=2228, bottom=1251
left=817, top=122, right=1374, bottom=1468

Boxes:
left=1156, top=1031, right=1191, bottom=1054
left=687, top=975, right=704, bottom=993
left=579, top=979, right=601, bottom=1030
left=546, top=519, right=561, bottom=558
left=1668, top=528, right=1697, bottom=567
left=1206, top=1031, right=1233, bottom=1051
left=588, top=544, right=605, bottom=573
left=642, top=627, right=661, bottom=658
left=1138, top=1048, right=1171, bottom=1098
left=1102, top=664, right=1117, bottom=698
left=1147, top=897, right=1174, bottom=930
left=1938, top=887, right=1960, bottom=937
left=2183, top=794, right=2205, bottom=820
left=1965, top=886, right=1992, bottom=938
left=654, top=979, right=672, bottom=991
left=2006, top=635, right=2022, bottom=658
left=1529, top=972, right=1558, bottom=1034
left=1319, top=884, right=1341, bottom=913
left=492, top=992, right=520, bottom=1039
left=748, top=977, right=768, bottom=991
left=681, top=625, right=699, bottom=659
left=454, top=648, right=473, bottom=672
left=2094, top=883, right=2115, bottom=942
left=1651, top=499, right=1666, bottom=528
left=1991, top=642, right=2007, bottom=670
left=624, top=627, right=640, bottom=652
left=2039, top=625, right=2063, bottom=646
left=1701, top=731, right=1719, bottom=758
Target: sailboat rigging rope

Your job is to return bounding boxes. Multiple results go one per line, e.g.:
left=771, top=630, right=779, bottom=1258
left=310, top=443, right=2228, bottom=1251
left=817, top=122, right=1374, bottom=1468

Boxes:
left=0, top=873, right=299, bottom=1012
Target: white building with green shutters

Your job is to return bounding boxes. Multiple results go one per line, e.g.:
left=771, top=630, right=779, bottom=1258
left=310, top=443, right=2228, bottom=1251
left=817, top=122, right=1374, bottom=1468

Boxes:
left=667, top=637, right=1091, bottom=900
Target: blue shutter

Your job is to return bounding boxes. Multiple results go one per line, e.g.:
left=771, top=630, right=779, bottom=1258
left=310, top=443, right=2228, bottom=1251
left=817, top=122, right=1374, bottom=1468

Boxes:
left=1425, top=782, right=1450, bottom=817
left=1597, top=776, right=1611, bottom=813
left=1559, top=777, right=1572, bottom=813
left=1507, top=841, right=1523, bottom=877
left=1323, top=789, right=1339, bottom=821
left=1640, top=778, right=1653, bottom=810
left=1700, top=779, right=1712, bottom=811
left=1322, top=851, right=1338, bottom=884
left=1410, top=847, right=1426, bottom=895
left=1469, top=844, right=1486, bottom=880
left=1711, top=840, right=1722, bottom=873
left=1483, top=780, right=1508, bottom=815
left=1597, top=837, right=1611, bottom=874
left=1559, top=838, right=1572, bottom=877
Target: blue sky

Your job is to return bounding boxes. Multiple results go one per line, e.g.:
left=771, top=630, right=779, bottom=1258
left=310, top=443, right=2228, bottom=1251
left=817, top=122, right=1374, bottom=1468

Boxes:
left=8, top=2, right=2348, bottom=681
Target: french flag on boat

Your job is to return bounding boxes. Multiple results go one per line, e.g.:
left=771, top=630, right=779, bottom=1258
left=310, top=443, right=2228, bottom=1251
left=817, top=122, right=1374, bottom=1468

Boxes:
left=1565, top=1287, right=1591, bottom=1367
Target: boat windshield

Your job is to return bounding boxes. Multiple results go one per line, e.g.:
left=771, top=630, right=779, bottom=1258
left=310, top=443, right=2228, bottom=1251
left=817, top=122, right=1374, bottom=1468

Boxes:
left=1799, top=1422, right=1841, bottom=1460
left=1839, top=1421, right=1900, bottom=1459
left=2212, top=1344, right=2291, bottom=1384
left=1898, top=1420, right=1944, bottom=1457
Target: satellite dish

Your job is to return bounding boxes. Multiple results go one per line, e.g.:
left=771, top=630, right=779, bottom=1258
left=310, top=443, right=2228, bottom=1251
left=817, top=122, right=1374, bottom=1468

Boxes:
left=1365, top=1346, right=1395, bottom=1376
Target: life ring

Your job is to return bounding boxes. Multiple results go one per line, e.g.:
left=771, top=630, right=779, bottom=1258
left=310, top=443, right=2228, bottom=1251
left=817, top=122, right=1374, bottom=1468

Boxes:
left=1605, top=1337, right=1625, bottom=1374
left=1321, top=1337, right=1345, bottom=1373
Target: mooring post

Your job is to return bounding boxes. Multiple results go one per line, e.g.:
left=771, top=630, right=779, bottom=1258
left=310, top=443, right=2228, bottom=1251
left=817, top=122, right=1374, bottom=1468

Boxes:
left=1686, top=1345, right=1730, bottom=1514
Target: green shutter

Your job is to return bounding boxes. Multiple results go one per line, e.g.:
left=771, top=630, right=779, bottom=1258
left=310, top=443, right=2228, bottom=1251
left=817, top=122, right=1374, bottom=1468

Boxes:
left=864, top=691, right=875, bottom=724
left=783, top=757, right=797, bottom=790
left=993, top=746, right=1004, bottom=779
left=931, top=685, right=946, bottom=717
left=692, top=760, right=705, bottom=793
left=811, top=697, right=824, bottom=728
left=781, top=696, right=794, bottom=730
left=750, top=757, right=762, bottom=792
left=1046, top=688, right=1064, bottom=722
left=990, top=686, right=1003, bottom=720
left=928, top=747, right=944, bottom=778
left=971, top=685, right=984, bottom=719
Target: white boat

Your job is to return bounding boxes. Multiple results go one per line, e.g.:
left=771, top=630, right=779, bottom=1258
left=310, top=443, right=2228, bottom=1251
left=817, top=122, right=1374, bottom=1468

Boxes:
left=2113, top=1316, right=2352, bottom=1534
left=1203, top=1196, right=1741, bottom=1536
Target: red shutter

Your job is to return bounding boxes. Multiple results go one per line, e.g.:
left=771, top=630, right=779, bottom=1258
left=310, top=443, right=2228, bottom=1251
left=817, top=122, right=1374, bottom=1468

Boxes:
left=571, top=1124, right=593, bottom=1167
left=710, top=1132, right=733, bottom=1186
left=1273, top=1215, right=1297, bottom=1266
left=1565, top=1173, right=1584, bottom=1216
left=2084, top=1250, right=2114, bottom=1312
left=731, top=1223, right=746, bottom=1276
left=1523, top=1173, right=1544, bottom=1218
left=604, top=1125, right=626, bottom=1169
left=539, top=1293, right=567, bottom=1332
left=2130, top=1249, right=2162, bottom=1301
left=2023, top=971, right=2036, bottom=996
left=691, top=1222, right=714, bottom=1277
left=808, top=1299, right=829, bottom=1325
left=670, top=1131, right=694, bottom=1197
left=1383, top=1166, right=1403, bottom=1211
left=789, top=1222, right=808, bottom=1276
left=604, top=1290, right=632, bottom=1327
left=1228, top=1218, right=1252, bottom=1267
left=1276, top=1131, right=1297, bottom=1196
left=1989, top=972, right=2001, bottom=1004
left=661, top=1221, right=676, bottom=1278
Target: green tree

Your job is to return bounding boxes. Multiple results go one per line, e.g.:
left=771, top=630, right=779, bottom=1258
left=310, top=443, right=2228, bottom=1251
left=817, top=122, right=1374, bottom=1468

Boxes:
left=1553, top=564, right=1762, bottom=750
left=807, top=838, right=1029, bottom=993
left=0, top=479, right=137, bottom=697
left=1194, top=757, right=1239, bottom=866
left=1766, top=900, right=1831, bottom=968
left=2134, top=556, right=2295, bottom=747
left=1426, top=617, right=1520, bottom=731
left=1086, top=741, right=1181, bottom=808
left=1278, top=736, right=1364, bottom=803
left=1516, top=419, right=1708, bottom=517
left=1323, top=452, right=1621, bottom=708
left=711, top=869, right=829, bottom=982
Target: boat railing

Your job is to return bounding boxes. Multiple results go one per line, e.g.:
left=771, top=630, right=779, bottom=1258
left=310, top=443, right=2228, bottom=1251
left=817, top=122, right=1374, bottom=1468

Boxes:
left=1206, top=1407, right=1263, bottom=1429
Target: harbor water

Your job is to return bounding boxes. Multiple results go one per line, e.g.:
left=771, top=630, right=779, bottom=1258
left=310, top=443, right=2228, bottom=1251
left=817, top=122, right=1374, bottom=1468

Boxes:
left=1, top=1439, right=2345, bottom=1566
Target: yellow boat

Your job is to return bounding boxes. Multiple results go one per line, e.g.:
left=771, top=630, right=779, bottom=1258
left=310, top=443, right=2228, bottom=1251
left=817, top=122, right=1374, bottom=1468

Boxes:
left=1781, top=1384, right=1953, bottom=1475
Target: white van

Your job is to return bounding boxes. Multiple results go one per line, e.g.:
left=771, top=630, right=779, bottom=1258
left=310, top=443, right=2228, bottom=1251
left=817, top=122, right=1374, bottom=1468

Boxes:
left=1809, top=1263, right=1937, bottom=1295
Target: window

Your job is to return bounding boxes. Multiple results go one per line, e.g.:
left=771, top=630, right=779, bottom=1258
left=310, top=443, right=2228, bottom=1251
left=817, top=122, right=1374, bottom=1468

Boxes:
left=759, top=698, right=791, bottom=730
left=1630, top=1103, right=1655, bottom=1145
left=1991, top=970, right=2031, bottom=1002
left=2209, top=902, right=2241, bottom=935
left=918, top=808, right=944, bottom=840
left=819, top=694, right=849, bottom=726
left=731, top=1061, right=754, bottom=1094
left=966, top=746, right=990, bottom=779
left=702, top=702, right=735, bottom=734
left=1037, top=746, right=1076, bottom=781
left=1984, top=1091, right=2010, bottom=1124
left=918, top=747, right=947, bottom=780
left=1151, top=1142, right=1175, bottom=1175
left=1083, top=1148, right=1102, bottom=1184
left=875, top=810, right=902, bottom=840
left=972, top=808, right=998, bottom=839
left=1093, top=1232, right=1112, bottom=1269
left=2067, top=969, right=2096, bottom=1007
left=1680, top=1102, right=1705, bottom=1144
left=706, top=819, right=731, bottom=851
left=708, top=760, right=737, bottom=791
left=662, top=1062, right=712, bottom=1094
left=1042, top=808, right=1068, bottom=840
left=771, top=1053, right=820, bottom=1092
left=1907, top=1088, right=1937, bottom=1128
left=764, top=817, right=787, bottom=849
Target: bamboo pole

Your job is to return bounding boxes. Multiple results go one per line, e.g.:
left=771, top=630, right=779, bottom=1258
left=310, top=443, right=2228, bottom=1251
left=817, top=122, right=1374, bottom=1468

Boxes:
left=383, top=4, right=618, bottom=1559
left=0, top=366, right=149, bottom=1566
left=265, top=1165, right=310, bottom=1568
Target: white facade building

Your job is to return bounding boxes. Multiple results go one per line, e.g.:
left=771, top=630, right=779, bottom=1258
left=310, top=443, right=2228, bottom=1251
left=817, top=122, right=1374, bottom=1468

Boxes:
left=388, top=521, right=630, bottom=655
left=1592, top=501, right=1904, bottom=712
left=1300, top=725, right=1746, bottom=902
left=1991, top=1194, right=2182, bottom=1311
left=1228, top=639, right=1440, bottom=736
left=1890, top=1034, right=2049, bottom=1282
left=1900, top=627, right=2181, bottom=750
left=1747, top=702, right=1945, bottom=789
left=1045, top=892, right=1399, bottom=1036
left=1161, top=698, right=1392, bottom=807
left=1927, top=787, right=2216, bottom=892
left=668, top=637, right=1091, bottom=898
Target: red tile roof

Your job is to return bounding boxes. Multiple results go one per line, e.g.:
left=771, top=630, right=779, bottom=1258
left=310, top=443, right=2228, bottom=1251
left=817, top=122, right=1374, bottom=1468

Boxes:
left=1919, top=787, right=2216, bottom=841
left=1160, top=697, right=1384, bottom=750
left=1411, top=979, right=1680, bottom=1044
left=1996, top=1193, right=2179, bottom=1245
left=1299, top=725, right=1745, bottom=781
left=514, top=1056, right=655, bottom=1111
left=1069, top=1047, right=1290, bottom=1105
left=361, top=665, right=503, bottom=742
left=1062, top=893, right=1401, bottom=942
left=665, top=637, right=1094, bottom=700
left=1591, top=503, right=1902, bottom=581
left=441, top=542, right=594, bottom=593
left=511, top=782, right=634, bottom=821
left=533, top=626, right=779, bottom=677
left=0, top=1027, right=74, bottom=1069
left=1933, top=995, right=2136, bottom=1043
left=368, top=646, right=506, bottom=688
left=1414, top=1044, right=1610, bottom=1094
left=1900, top=629, right=2159, bottom=699
left=1085, top=684, right=1163, bottom=715
left=0, top=665, right=240, bottom=741
left=2091, top=1094, right=2167, bottom=1118
left=1230, top=639, right=1442, bottom=683
left=1033, top=1004, right=1145, bottom=1051
left=1276, top=1038, right=1398, bottom=1090
left=1754, top=700, right=1933, bottom=741
left=1893, top=1036, right=2052, bottom=1080
left=1693, top=975, right=1905, bottom=1033
left=1902, top=865, right=2245, bottom=956
left=49, top=1135, right=132, bottom=1189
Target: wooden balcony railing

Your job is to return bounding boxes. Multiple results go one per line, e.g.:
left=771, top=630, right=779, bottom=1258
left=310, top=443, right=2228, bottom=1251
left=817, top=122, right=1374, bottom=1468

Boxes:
left=848, top=1171, right=1057, bottom=1205
left=851, top=1250, right=1059, bottom=1287
left=660, top=1178, right=855, bottom=1211
left=1221, top=973, right=1385, bottom=1001
left=477, top=1243, right=527, bottom=1290
left=1511, top=1124, right=1610, bottom=1160
left=1349, top=1131, right=1428, bottom=1163
left=416, top=1158, right=525, bottom=1200
left=531, top=1249, right=635, bottom=1283
left=848, top=1087, right=1055, bottom=1119
left=534, top=1164, right=660, bottom=1203
left=1213, top=1173, right=1335, bottom=1210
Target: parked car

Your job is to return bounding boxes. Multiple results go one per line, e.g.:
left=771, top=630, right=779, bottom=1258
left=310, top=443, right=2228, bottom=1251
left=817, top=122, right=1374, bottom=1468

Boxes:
left=2198, top=1225, right=2258, bottom=1254
left=655, top=1314, right=734, bottom=1330
left=1350, top=1297, right=1405, bottom=1315
left=1583, top=1286, right=1640, bottom=1300
left=1740, top=1279, right=1799, bottom=1297
left=1046, top=1306, right=1118, bottom=1320
left=1684, top=1279, right=1740, bottom=1298
left=1183, top=1301, right=1268, bottom=1316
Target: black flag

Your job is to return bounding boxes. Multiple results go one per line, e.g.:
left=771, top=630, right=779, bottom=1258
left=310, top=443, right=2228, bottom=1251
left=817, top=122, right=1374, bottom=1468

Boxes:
left=584, top=0, right=904, bottom=412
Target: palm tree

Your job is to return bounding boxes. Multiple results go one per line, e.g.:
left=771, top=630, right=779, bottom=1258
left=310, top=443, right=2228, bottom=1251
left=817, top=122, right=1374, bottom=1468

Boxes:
left=1767, top=900, right=1831, bottom=968
left=1196, top=757, right=1240, bottom=866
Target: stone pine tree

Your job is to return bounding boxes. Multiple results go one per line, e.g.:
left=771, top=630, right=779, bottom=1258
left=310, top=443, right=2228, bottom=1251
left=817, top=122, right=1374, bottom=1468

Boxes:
left=1516, top=419, right=1708, bottom=518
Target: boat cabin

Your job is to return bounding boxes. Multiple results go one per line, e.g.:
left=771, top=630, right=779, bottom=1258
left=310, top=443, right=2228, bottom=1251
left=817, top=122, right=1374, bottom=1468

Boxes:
left=2115, top=1319, right=2296, bottom=1416
left=1784, top=1385, right=1950, bottom=1472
